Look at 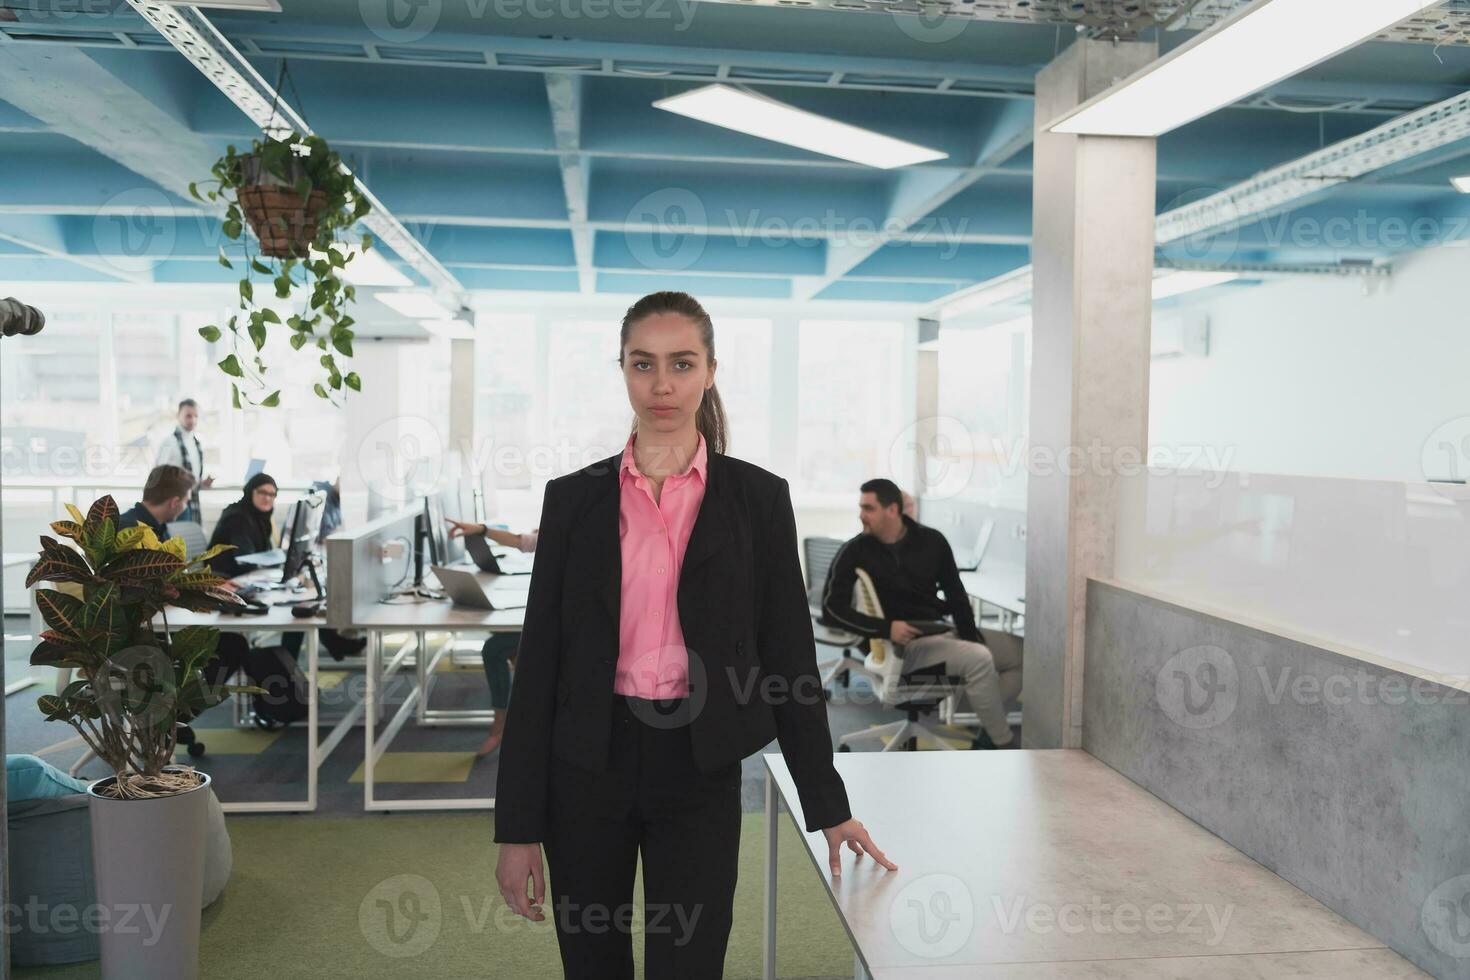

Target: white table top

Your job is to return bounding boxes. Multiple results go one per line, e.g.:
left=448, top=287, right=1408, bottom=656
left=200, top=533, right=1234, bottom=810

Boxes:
left=960, top=562, right=1025, bottom=615
left=353, top=565, right=528, bottom=631
left=764, top=750, right=1416, bottom=978
left=3, top=552, right=37, bottom=568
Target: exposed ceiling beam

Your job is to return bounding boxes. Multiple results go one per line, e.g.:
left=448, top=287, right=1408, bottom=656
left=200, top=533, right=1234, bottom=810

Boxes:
left=545, top=74, right=595, bottom=294
left=121, top=1, right=462, bottom=296
left=930, top=80, right=1470, bottom=316
left=0, top=215, right=149, bottom=284
left=795, top=98, right=1035, bottom=300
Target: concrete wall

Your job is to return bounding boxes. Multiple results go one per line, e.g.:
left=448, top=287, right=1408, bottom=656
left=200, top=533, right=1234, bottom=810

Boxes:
left=1083, top=578, right=1470, bottom=980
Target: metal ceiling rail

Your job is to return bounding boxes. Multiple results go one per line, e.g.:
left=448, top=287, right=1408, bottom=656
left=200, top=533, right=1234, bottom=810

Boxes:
left=123, top=1, right=462, bottom=296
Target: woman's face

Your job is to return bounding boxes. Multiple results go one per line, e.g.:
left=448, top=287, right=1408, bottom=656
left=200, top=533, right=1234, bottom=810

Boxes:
left=251, top=483, right=278, bottom=514
left=621, top=313, right=715, bottom=437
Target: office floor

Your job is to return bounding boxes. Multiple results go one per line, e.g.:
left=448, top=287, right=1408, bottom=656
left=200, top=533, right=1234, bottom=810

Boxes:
left=3, top=613, right=994, bottom=978
left=2, top=616, right=1000, bottom=816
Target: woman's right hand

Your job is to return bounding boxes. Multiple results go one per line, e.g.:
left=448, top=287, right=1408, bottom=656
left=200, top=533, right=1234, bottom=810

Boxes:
left=445, top=517, right=486, bottom=540
left=496, top=843, right=546, bottom=921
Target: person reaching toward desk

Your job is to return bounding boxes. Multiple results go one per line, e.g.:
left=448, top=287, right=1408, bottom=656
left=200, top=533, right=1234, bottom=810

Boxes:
left=445, top=517, right=539, bottom=757
left=822, top=478, right=1022, bottom=750
left=493, top=290, right=895, bottom=979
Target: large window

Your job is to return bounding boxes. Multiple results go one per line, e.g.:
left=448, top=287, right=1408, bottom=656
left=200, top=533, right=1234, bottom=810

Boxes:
left=937, top=319, right=1031, bottom=508
left=709, top=317, right=772, bottom=470
left=795, top=319, right=908, bottom=497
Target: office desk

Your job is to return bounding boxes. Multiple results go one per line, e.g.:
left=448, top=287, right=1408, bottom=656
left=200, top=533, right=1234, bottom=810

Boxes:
left=356, top=566, right=527, bottom=812
left=960, top=562, right=1024, bottom=632
left=163, top=602, right=348, bottom=814
left=762, top=751, right=1421, bottom=980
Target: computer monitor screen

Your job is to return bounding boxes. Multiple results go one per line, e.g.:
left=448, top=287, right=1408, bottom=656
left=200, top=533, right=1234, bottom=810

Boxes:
left=281, top=490, right=325, bottom=583
left=421, top=494, right=445, bottom=567
left=437, top=484, right=466, bottom=565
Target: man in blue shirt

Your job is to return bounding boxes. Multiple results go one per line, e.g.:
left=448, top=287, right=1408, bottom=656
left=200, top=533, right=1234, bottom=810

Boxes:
left=117, top=465, right=195, bottom=541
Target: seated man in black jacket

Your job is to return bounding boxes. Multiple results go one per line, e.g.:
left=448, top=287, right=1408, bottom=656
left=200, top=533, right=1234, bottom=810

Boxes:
left=117, top=465, right=195, bottom=540
left=822, top=478, right=1022, bottom=749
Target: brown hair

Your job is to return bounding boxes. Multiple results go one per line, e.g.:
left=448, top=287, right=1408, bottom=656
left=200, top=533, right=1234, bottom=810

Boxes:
left=143, top=464, right=196, bottom=505
left=618, top=291, right=728, bottom=455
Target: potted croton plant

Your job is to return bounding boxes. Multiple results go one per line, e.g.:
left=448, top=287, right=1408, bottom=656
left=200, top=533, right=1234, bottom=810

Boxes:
left=27, top=496, right=254, bottom=979
left=191, top=132, right=369, bottom=408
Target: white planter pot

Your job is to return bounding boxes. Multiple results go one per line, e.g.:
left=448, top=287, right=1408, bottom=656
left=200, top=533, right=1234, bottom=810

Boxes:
left=85, top=767, right=211, bottom=980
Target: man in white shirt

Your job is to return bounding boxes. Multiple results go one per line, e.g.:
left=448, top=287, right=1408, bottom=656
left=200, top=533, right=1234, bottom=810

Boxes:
left=155, top=398, right=214, bottom=524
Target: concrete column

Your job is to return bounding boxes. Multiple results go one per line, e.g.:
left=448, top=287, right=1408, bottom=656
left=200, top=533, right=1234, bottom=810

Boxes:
left=448, top=335, right=476, bottom=478
left=1024, top=38, right=1157, bottom=749
left=914, top=348, right=939, bottom=497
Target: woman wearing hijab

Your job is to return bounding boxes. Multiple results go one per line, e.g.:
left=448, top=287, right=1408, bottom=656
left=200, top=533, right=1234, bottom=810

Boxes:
left=208, top=472, right=279, bottom=577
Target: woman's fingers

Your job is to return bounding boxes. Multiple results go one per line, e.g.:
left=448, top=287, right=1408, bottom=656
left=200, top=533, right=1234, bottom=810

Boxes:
left=856, top=830, right=898, bottom=871
left=828, top=838, right=843, bottom=877
left=847, top=839, right=863, bottom=856
left=531, top=858, right=547, bottom=918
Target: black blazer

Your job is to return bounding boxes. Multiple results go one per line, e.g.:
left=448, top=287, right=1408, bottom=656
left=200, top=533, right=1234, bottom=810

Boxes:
left=493, top=450, right=851, bottom=843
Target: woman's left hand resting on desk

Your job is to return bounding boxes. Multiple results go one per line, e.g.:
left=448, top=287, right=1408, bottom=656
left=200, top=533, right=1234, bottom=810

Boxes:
left=822, top=818, right=896, bottom=877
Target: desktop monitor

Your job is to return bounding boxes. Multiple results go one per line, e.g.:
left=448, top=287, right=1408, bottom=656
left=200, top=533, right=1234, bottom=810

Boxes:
left=436, top=483, right=467, bottom=565
left=281, top=490, right=325, bottom=584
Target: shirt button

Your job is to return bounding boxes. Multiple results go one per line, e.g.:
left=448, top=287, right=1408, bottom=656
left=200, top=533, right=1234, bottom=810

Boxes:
left=656, top=566, right=665, bottom=575
left=653, top=610, right=661, bottom=618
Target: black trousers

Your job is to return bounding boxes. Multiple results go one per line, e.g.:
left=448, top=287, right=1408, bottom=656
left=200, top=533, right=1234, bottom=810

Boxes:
left=543, top=695, right=742, bottom=980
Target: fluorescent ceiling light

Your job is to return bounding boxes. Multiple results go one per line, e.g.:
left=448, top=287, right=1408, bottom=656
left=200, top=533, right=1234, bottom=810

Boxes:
left=1452, top=176, right=1470, bottom=194
left=1050, top=0, right=1441, bottom=137
left=653, top=84, right=947, bottom=169
left=419, top=319, right=476, bottom=340
left=1152, top=270, right=1240, bottom=300
left=311, top=246, right=411, bottom=288
left=148, top=0, right=282, bottom=9
left=376, top=292, right=456, bottom=319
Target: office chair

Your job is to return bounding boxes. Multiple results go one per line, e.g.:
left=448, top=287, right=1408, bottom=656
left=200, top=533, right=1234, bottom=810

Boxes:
left=165, top=519, right=208, bottom=559
left=803, top=536, right=879, bottom=698
left=837, top=568, right=968, bottom=753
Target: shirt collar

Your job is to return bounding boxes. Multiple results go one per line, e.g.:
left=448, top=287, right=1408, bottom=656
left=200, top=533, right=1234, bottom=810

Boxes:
left=619, top=433, right=708, bottom=487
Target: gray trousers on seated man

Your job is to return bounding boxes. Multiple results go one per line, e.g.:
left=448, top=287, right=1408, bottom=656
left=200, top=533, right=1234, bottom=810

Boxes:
left=898, top=631, right=1022, bottom=746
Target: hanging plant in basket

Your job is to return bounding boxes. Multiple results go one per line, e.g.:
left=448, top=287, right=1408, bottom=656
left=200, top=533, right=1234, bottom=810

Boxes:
left=191, top=132, right=371, bottom=408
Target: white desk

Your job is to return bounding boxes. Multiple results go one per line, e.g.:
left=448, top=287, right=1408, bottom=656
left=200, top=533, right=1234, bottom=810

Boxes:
left=762, top=751, right=1423, bottom=979
left=160, top=598, right=348, bottom=815
left=961, top=562, right=1024, bottom=632
left=356, top=564, right=527, bottom=812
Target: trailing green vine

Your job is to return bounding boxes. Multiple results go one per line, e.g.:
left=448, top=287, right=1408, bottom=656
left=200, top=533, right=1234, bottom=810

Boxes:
left=191, top=133, right=370, bottom=408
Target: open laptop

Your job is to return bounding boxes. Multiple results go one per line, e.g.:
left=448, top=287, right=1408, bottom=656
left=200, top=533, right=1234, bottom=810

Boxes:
left=431, top=565, right=527, bottom=610
left=464, top=532, right=533, bottom=575
left=953, top=519, right=994, bottom=572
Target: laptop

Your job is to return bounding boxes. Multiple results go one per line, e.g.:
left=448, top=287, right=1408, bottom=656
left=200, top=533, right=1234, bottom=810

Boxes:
left=464, top=532, right=533, bottom=575
left=953, top=519, right=994, bottom=572
left=431, top=565, right=527, bottom=610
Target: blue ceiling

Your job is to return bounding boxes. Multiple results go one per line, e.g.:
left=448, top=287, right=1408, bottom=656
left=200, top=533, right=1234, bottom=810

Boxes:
left=4, top=0, right=1470, bottom=305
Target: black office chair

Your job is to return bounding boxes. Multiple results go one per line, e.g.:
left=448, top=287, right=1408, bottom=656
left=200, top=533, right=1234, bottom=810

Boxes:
left=803, top=536, right=879, bottom=698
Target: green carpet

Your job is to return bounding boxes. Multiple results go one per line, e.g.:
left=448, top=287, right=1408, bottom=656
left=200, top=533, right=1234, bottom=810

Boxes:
left=13, top=811, right=853, bottom=979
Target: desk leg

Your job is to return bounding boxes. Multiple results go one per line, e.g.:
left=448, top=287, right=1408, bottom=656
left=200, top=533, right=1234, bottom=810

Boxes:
left=364, top=630, right=378, bottom=810
left=415, top=629, right=427, bottom=724
left=764, top=769, right=777, bottom=980
left=854, top=952, right=870, bottom=979
left=306, top=628, right=319, bottom=812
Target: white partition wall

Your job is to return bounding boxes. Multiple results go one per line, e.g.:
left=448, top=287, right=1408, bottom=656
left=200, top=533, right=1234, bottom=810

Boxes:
left=1115, top=468, right=1470, bottom=679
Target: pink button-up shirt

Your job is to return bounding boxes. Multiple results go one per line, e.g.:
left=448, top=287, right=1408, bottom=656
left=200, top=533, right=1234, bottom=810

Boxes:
left=612, top=432, right=708, bottom=699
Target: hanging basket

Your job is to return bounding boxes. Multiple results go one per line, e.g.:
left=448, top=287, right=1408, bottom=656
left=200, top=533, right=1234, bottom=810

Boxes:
left=235, top=152, right=328, bottom=259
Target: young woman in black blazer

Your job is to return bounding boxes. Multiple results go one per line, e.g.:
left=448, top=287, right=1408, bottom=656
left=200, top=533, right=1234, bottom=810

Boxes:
left=494, top=291, right=895, bottom=978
